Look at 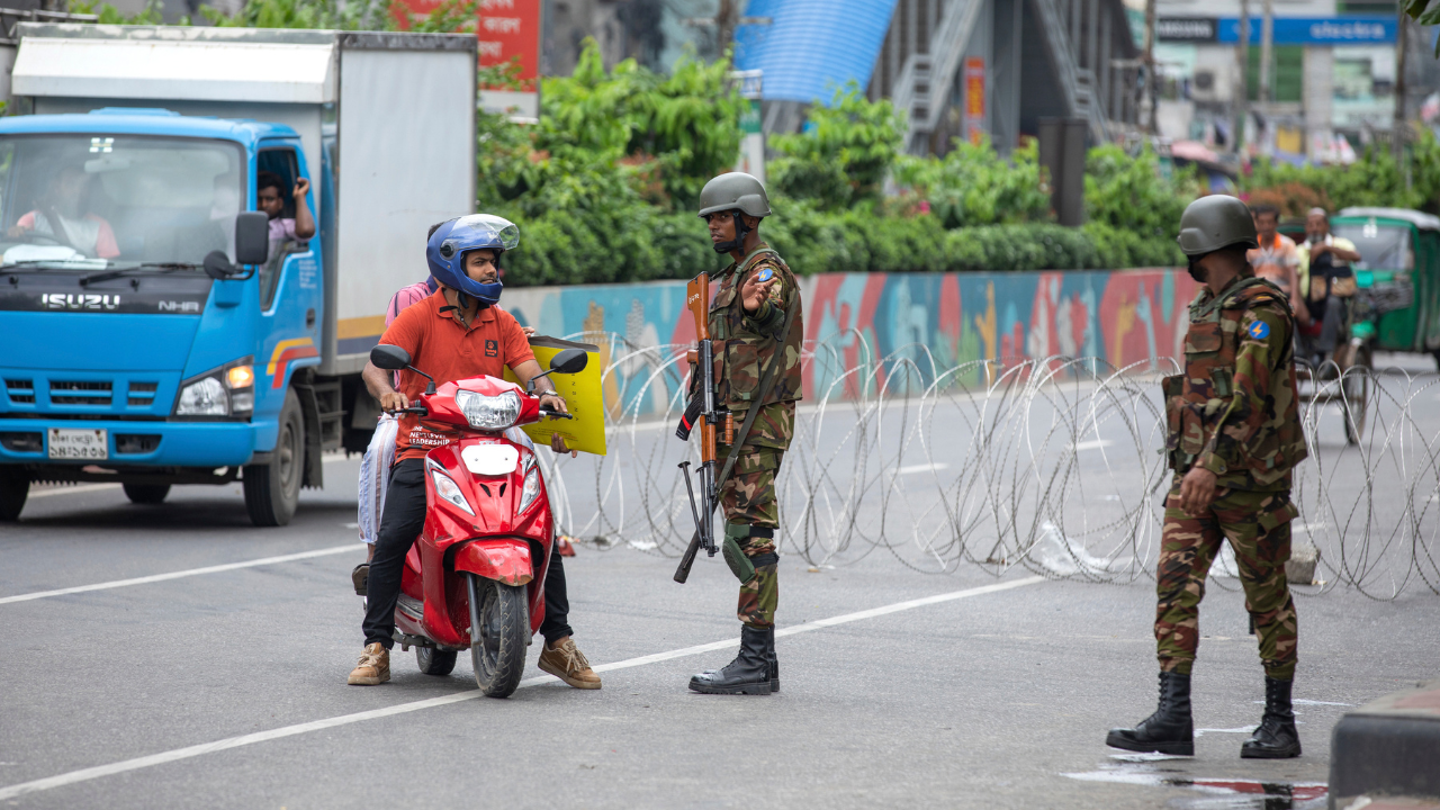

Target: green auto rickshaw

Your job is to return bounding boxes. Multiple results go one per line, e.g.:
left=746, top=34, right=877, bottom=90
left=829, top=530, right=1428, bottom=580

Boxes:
left=1291, top=207, right=1440, bottom=444
left=1332, top=207, right=1440, bottom=369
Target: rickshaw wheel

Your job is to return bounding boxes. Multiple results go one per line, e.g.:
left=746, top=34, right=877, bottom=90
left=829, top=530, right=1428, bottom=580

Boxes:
left=1341, top=344, right=1373, bottom=446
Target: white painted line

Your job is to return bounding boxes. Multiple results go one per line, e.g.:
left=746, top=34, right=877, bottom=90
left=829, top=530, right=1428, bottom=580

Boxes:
left=0, top=575, right=1044, bottom=800
left=0, top=544, right=366, bottom=606
left=1074, top=439, right=1113, bottom=451
left=27, top=484, right=121, bottom=499
left=895, top=462, right=950, bottom=475
left=1294, top=522, right=1326, bottom=535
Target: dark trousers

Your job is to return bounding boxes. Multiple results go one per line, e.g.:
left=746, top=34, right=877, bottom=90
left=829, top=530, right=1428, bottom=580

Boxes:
left=362, top=458, right=574, bottom=649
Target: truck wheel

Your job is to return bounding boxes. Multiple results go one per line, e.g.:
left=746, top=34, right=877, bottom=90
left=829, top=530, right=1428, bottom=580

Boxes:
left=244, top=388, right=304, bottom=527
left=0, top=469, right=28, bottom=521
left=123, top=484, right=170, bottom=505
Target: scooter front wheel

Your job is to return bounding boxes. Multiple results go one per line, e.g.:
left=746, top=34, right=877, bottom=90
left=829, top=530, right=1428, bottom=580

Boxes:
left=467, top=574, right=529, bottom=698
left=416, top=646, right=458, bottom=677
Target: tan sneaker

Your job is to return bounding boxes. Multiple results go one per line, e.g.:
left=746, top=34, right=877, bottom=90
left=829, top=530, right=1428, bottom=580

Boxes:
left=537, top=637, right=601, bottom=689
left=347, top=643, right=390, bottom=686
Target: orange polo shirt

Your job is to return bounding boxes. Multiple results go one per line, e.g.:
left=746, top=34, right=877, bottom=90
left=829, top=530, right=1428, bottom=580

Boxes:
left=377, top=290, right=534, bottom=461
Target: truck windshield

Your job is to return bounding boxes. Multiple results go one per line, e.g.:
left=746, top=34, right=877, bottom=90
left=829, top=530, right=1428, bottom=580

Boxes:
left=0, top=134, right=244, bottom=268
left=1332, top=223, right=1413, bottom=272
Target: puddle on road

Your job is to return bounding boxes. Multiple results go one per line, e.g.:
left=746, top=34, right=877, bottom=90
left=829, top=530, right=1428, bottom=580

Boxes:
left=1063, top=761, right=1328, bottom=809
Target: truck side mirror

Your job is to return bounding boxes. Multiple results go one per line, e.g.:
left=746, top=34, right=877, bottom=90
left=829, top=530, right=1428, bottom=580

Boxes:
left=549, top=348, right=588, bottom=375
left=370, top=344, right=412, bottom=370
left=235, top=211, right=270, bottom=266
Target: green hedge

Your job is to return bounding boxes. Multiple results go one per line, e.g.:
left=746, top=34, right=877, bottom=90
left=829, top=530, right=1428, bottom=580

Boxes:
left=504, top=207, right=1183, bottom=288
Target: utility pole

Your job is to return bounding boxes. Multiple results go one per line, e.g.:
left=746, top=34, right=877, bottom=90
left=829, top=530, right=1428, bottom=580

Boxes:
left=1259, top=0, right=1273, bottom=105
left=1144, top=0, right=1158, bottom=135
left=1394, top=7, right=1408, bottom=164
left=1234, top=0, right=1250, bottom=154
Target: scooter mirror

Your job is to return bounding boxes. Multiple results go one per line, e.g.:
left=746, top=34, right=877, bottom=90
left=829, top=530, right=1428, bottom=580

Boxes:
left=549, top=348, right=588, bottom=375
left=370, top=344, right=412, bottom=371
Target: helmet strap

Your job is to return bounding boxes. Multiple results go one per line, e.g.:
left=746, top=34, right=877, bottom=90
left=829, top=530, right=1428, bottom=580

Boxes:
left=712, top=210, right=752, bottom=254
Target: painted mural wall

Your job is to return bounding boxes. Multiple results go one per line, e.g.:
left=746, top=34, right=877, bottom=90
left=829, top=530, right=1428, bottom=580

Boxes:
left=500, top=268, right=1199, bottom=416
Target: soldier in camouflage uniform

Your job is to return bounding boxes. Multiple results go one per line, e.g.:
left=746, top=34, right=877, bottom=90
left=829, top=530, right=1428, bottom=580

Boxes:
left=687, top=172, right=804, bottom=696
left=1107, top=195, right=1308, bottom=759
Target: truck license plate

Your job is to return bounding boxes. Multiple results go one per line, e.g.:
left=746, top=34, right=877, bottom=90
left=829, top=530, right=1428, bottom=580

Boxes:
left=48, top=428, right=108, bottom=460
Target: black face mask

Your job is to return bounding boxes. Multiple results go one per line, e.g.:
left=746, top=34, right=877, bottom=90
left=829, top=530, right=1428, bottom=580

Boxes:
left=1187, top=256, right=1208, bottom=284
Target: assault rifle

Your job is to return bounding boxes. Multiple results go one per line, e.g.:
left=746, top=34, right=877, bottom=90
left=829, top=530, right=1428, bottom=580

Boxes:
left=674, top=272, right=731, bottom=583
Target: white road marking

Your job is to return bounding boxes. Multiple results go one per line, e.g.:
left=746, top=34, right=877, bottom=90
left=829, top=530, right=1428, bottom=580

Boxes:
left=27, top=484, right=121, bottom=499
left=1194, top=725, right=1258, bottom=737
left=1073, top=439, right=1113, bottom=451
left=0, top=544, right=366, bottom=606
left=895, top=462, right=950, bottom=475
left=1294, top=522, right=1327, bottom=534
left=0, top=576, right=1044, bottom=800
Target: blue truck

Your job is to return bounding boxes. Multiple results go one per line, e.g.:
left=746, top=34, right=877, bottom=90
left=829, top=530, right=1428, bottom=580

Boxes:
left=0, top=24, right=478, bottom=525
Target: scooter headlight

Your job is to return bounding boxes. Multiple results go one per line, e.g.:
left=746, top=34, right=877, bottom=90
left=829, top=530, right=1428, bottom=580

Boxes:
left=428, top=465, right=475, bottom=515
left=455, top=389, right=521, bottom=430
left=518, top=455, right=543, bottom=514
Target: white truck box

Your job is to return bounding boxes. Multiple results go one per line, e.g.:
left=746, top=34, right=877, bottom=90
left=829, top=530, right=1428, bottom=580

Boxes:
left=11, top=23, right=477, bottom=375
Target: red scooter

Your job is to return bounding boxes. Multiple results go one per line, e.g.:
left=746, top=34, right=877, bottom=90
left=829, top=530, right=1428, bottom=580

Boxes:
left=368, top=343, right=586, bottom=697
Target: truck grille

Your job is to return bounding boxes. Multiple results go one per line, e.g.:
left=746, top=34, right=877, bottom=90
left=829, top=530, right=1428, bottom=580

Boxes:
left=49, top=380, right=113, bottom=406
left=4, top=379, right=35, bottom=404
left=127, top=382, right=159, bottom=407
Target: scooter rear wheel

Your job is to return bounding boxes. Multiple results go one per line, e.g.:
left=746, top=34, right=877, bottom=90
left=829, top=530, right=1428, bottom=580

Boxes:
left=416, top=646, right=458, bottom=676
left=467, top=574, right=529, bottom=698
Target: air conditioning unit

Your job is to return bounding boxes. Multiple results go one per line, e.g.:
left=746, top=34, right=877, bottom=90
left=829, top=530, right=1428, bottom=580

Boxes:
left=1189, top=67, right=1232, bottom=103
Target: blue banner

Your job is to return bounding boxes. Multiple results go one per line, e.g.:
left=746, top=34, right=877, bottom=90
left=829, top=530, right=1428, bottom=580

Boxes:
left=1216, top=16, right=1395, bottom=45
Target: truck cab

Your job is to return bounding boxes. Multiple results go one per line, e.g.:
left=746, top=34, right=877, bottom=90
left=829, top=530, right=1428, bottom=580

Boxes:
left=0, top=24, right=478, bottom=525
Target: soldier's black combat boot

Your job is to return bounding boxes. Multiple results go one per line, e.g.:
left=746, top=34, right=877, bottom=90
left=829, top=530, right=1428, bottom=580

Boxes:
left=1240, top=677, right=1301, bottom=758
left=1105, top=671, right=1195, bottom=755
left=689, top=626, right=771, bottom=695
left=764, top=628, right=779, bottom=693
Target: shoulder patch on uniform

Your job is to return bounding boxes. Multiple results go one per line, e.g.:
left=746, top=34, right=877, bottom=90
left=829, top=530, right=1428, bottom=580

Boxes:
left=1247, top=320, right=1271, bottom=340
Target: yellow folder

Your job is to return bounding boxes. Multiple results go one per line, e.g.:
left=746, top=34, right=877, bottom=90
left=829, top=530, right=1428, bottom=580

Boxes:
left=504, top=336, right=608, bottom=456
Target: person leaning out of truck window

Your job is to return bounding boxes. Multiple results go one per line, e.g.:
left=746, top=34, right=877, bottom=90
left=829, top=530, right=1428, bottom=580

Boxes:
left=8, top=164, right=119, bottom=260
left=256, top=170, right=315, bottom=261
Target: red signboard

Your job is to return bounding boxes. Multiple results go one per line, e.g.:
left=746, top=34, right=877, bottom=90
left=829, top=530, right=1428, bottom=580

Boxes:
left=963, top=57, right=985, bottom=146
left=400, top=0, right=541, bottom=88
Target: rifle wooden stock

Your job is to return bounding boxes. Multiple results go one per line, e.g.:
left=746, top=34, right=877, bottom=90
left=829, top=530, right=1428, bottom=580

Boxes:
left=675, top=273, right=718, bottom=585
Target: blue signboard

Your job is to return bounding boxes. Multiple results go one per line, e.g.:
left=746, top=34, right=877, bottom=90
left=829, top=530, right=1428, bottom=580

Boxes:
left=1216, top=16, right=1396, bottom=45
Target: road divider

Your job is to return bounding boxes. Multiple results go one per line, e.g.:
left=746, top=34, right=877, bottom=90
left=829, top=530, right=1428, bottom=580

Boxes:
left=0, top=575, right=1044, bottom=800
left=0, top=544, right=366, bottom=606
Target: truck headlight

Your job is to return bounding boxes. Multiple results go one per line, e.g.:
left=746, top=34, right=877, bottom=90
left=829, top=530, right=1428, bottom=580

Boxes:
left=177, top=377, right=227, bottom=416
left=174, top=356, right=255, bottom=417
left=455, top=389, right=521, bottom=430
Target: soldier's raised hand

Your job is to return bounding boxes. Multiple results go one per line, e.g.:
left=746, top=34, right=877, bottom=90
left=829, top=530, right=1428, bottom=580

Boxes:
left=740, top=267, right=778, bottom=314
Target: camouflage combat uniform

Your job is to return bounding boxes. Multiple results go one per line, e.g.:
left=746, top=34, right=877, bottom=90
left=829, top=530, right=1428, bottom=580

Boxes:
left=1157, top=275, right=1307, bottom=680
left=703, top=242, right=804, bottom=629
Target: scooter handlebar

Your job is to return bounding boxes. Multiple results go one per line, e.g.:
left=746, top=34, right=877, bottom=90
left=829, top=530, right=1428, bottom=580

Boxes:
left=538, top=409, right=575, bottom=420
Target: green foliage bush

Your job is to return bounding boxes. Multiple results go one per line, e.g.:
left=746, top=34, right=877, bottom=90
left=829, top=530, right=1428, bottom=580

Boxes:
left=894, top=138, right=1051, bottom=228
left=769, top=84, right=906, bottom=208
left=1242, top=129, right=1440, bottom=215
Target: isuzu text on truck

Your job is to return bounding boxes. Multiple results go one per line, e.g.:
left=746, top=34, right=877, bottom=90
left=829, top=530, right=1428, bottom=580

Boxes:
left=0, top=24, right=477, bottom=525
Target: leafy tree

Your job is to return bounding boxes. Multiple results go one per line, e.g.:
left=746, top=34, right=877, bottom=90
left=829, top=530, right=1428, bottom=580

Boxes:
left=894, top=137, right=1051, bottom=228
left=770, top=83, right=905, bottom=207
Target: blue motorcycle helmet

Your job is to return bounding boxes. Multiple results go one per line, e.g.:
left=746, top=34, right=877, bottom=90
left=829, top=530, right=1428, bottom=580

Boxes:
left=425, top=213, right=520, bottom=308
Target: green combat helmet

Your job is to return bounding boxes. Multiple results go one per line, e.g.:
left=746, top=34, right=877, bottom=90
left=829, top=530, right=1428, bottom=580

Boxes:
left=699, top=172, right=771, bottom=253
left=1177, top=195, right=1259, bottom=256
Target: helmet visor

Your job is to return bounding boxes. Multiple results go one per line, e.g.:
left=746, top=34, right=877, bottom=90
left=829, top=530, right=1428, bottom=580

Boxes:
left=445, top=213, right=520, bottom=254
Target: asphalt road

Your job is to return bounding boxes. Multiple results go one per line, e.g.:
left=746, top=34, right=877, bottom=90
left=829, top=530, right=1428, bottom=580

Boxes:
left=2, top=356, right=1438, bottom=810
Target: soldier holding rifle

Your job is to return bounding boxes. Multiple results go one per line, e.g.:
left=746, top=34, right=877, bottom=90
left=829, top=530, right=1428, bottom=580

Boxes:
left=674, top=172, right=804, bottom=696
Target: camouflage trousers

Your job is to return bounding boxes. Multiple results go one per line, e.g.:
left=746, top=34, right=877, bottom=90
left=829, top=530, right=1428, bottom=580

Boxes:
left=1156, top=479, right=1299, bottom=680
left=718, top=443, right=782, bottom=629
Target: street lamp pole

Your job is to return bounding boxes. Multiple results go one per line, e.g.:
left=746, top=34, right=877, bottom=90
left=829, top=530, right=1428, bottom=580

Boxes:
left=1234, top=0, right=1250, bottom=154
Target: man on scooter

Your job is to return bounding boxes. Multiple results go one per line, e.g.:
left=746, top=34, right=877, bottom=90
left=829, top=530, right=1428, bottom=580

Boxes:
left=348, top=214, right=601, bottom=690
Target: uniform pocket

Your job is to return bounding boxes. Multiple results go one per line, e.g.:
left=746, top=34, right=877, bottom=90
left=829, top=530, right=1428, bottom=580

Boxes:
left=725, top=339, right=762, bottom=402
left=1184, top=321, right=1224, bottom=355
left=1255, top=496, right=1299, bottom=563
